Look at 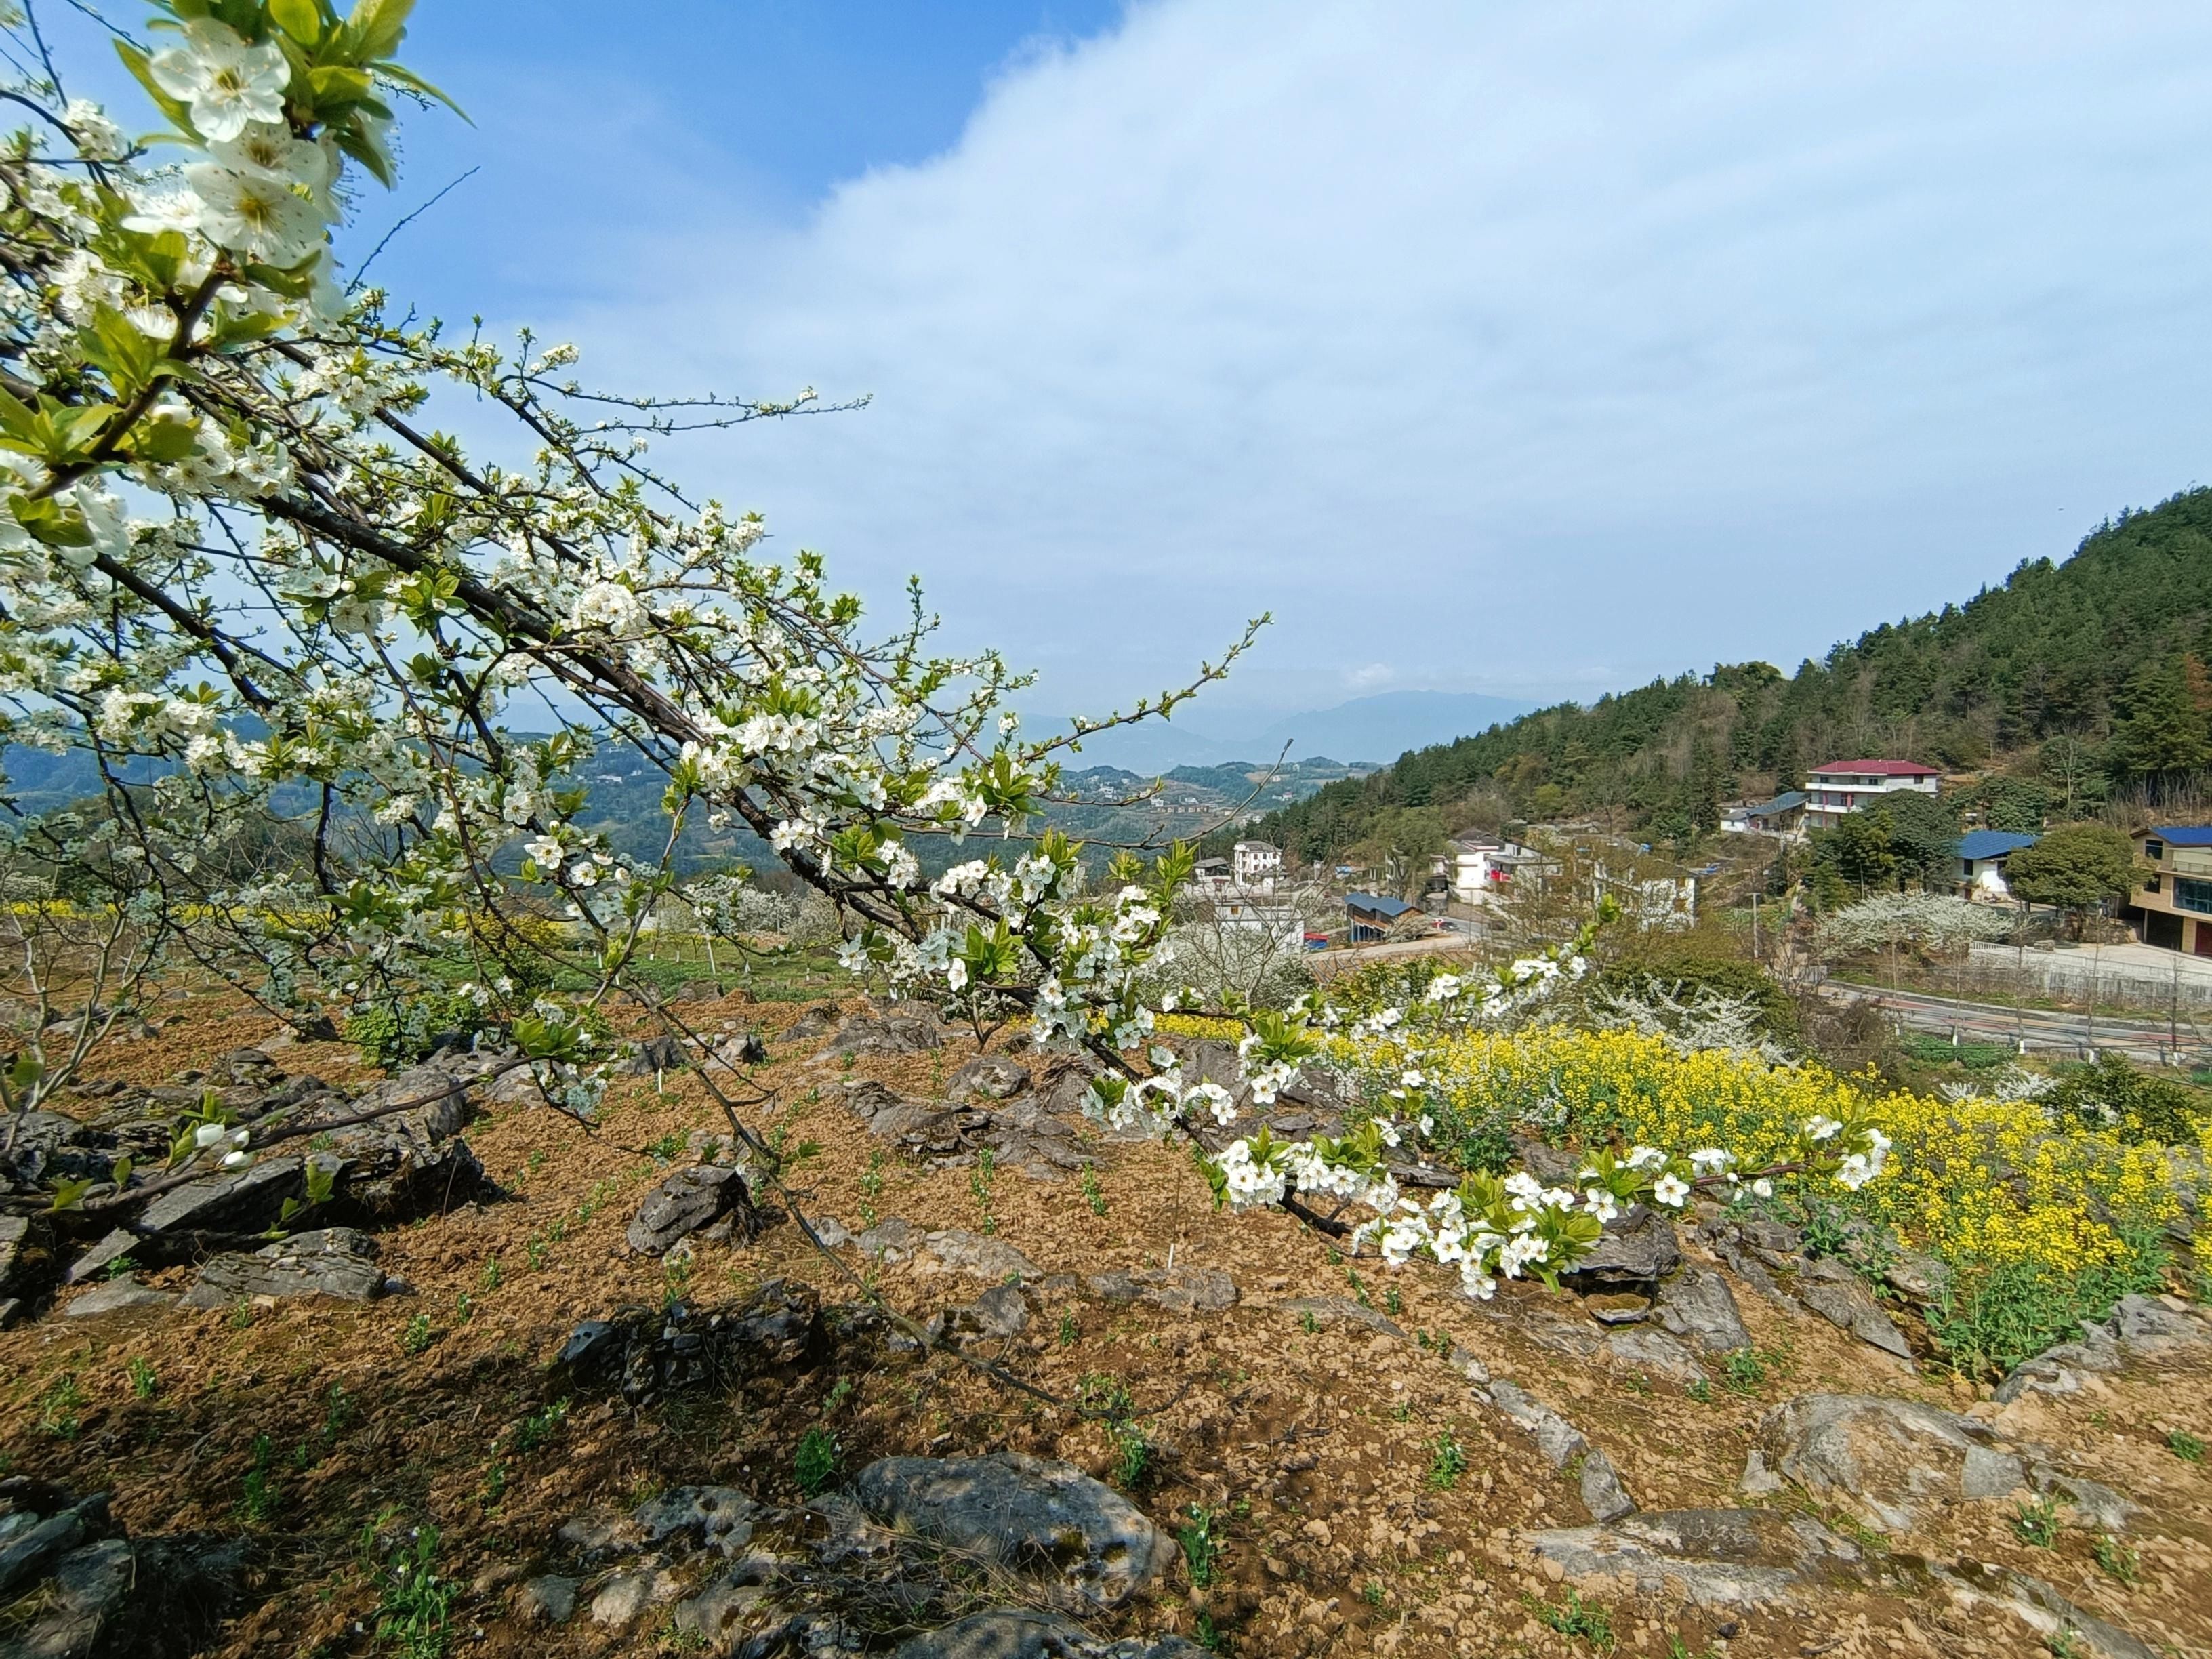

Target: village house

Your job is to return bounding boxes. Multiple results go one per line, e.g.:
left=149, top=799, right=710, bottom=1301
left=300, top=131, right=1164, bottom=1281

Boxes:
left=1434, top=832, right=1549, bottom=907
left=1956, top=830, right=2038, bottom=901
left=1720, top=790, right=1807, bottom=838
left=1232, top=840, right=1283, bottom=888
left=1801, top=760, right=1941, bottom=831
left=2124, top=825, right=2212, bottom=954
left=1345, top=890, right=1420, bottom=943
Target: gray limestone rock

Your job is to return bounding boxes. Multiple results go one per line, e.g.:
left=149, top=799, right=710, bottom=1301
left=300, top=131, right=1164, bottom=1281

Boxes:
left=1, top=1214, right=54, bottom=1300
left=618, top=1033, right=688, bottom=1076
left=1086, top=1266, right=1236, bottom=1315
left=1527, top=1508, right=1864, bottom=1609
left=893, top=1609, right=1208, bottom=1659
left=1655, top=1265, right=1752, bottom=1355
left=589, top=1565, right=674, bottom=1629
left=1563, top=1204, right=1680, bottom=1290
left=1600, top=1326, right=1708, bottom=1386
left=855, top=1217, right=921, bottom=1262
left=1484, top=1380, right=1591, bottom=1472
left=62, top=1228, right=134, bottom=1286
left=62, top=1273, right=175, bottom=1318
left=672, top=1571, right=770, bottom=1648
left=2028, top=1465, right=2138, bottom=1533
left=2102, top=1294, right=2211, bottom=1361
left=851, top=1452, right=1171, bottom=1611
left=519, top=1574, right=579, bottom=1624
left=184, top=1227, right=384, bottom=1307
left=1746, top=1394, right=2026, bottom=1532
left=827, top=1003, right=945, bottom=1056
left=632, top=1485, right=758, bottom=1555
left=913, top=1229, right=1039, bottom=1284
left=1994, top=1325, right=2125, bottom=1404
left=1792, top=1258, right=1914, bottom=1360
left=925, top=1284, right=1031, bottom=1349
left=1932, top=1559, right=2158, bottom=1659
left=947, top=1056, right=1031, bottom=1102
left=626, top=1165, right=752, bottom=1256
left=1577, top=1448, right=1637, bottom=1523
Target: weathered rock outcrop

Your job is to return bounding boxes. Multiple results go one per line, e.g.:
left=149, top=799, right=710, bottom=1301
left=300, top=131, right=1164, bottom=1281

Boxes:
left=182, top=1227, right=386, bottom=1307
left=1741, top=1394, right=2026, bottom=1531
left=626, top=1164, right=754, bottom=1256
left=1527, top=1508, right=1865, bottom=1607
left=850, top=1452, right=1172, bottom=1611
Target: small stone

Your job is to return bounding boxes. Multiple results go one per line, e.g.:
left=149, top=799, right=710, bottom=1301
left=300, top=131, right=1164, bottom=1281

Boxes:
left=583, top=1565, right=659, bottom=1628
left=1584, top=1291, right=1654, bottom=1326
left=520, top=1574, right=579, bottom=1624
left=945, top=1055, right=1031, bottom=1102
left=1792, top=1258, right=1913, bottom=1360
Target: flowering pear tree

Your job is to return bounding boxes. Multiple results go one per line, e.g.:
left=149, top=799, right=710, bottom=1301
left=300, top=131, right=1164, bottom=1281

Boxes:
left=0, top=0, right=1259, bottom=1211
left=0, top=0, right=1902, bottom=1308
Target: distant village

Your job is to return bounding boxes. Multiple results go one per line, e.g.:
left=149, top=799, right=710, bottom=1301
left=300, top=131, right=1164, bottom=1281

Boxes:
left=1192, top=756, right=2201, bottom=963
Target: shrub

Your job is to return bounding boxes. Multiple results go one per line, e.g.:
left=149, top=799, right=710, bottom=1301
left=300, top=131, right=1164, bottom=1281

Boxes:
left=2048, top=1054, right=2206, bottom=1145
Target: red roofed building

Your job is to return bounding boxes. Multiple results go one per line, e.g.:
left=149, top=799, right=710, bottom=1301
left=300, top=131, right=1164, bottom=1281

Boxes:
left=1802, top=760, right=1941, bottom=831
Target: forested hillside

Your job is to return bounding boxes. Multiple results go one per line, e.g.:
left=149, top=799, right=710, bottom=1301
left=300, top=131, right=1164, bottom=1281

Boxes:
left=1231, top=487, right=2212, bottom=859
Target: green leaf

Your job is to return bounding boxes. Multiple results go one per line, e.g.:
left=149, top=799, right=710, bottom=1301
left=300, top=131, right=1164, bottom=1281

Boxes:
left=47, top=1176, right=94, bottom=1212
left=307, top=63, right=375, bottom=108
left=12, top=497, right=94, bottom=550
left=342, top=0, right=414, bottom=61
left=329, top=123, right=394, bottom=188
left=125, top=413, right=201, bottom=464
left=114, top=40, right=201, bottom=138
left=268, top=0, right=323, bottom=45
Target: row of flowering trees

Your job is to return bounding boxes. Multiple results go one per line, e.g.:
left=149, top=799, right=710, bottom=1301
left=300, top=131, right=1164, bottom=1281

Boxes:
left=0, top=0, right=1898, bottom=1294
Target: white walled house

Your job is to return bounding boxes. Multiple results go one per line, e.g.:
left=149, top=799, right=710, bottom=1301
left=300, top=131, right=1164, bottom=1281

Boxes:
left=1435, top=834, right=1547, bottom=907
left=1957, top=831, right=2038, bottom=900
left=1232, top=840, right=1283, bottom=888
left=1801, top=760, right=1941, bottom=830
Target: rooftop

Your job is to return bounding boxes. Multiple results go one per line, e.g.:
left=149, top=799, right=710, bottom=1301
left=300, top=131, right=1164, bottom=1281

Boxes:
left=1749, top=790, right=1807, bottom=814
left=1809, top=760, right=1940, bottom=777
left=1345, top=890, right=1418, bottom=918
left=2146, top=826, right=2212, bottom=847
left=1957, top=830, right=2039, bottom=861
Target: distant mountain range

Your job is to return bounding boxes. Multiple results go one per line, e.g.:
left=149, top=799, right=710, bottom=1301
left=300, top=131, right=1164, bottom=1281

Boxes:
left=1048, top=690, right=1536, bottom=774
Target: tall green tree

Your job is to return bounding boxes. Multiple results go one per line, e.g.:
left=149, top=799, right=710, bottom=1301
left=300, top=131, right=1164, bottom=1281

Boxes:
left=2003, top=824, right=2137, bottom=935
left=2111, top=660, right=2211, bottom=784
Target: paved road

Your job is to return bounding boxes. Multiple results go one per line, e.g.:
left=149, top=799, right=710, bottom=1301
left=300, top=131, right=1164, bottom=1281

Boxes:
left=1819, top=981, right=2206, bottom=1065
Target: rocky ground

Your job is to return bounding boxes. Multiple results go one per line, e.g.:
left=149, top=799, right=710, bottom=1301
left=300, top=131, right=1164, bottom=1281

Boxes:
left=1, top=985, right=2209, bottom=1659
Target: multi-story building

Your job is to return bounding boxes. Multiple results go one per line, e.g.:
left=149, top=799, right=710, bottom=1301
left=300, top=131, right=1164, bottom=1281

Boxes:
left=1434, top=834, right=1549, bottom=907
left=2125, top=826, right=2212, bottom=954
left=1232, top=840, right=1283, bottom=888
left=1801, top=760, right=1942, bottom=831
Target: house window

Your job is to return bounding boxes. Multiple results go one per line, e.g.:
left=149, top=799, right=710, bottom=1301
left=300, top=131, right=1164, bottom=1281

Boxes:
left=2146, top=840, right=2165, bottom=861
left=2146, top=873, right=2163, bottom=893
left=2175, top=877, right=2212, bottom=915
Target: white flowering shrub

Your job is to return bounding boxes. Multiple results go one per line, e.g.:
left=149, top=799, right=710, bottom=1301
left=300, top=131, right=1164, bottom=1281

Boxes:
left=1818, top=890, right=2017, bottom=960
left=1587, top=979, right=1797, bottom=1067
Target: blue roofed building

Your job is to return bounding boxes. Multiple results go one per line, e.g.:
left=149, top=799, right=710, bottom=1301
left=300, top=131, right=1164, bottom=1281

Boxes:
left=1345, top=890, right=1418, bottom=943
left=1956, top=830, right=2039, bottom=900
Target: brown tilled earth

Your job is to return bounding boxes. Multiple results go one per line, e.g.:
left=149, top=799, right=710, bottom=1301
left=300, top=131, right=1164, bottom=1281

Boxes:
left=3, top=987, right=2211, bottom=1658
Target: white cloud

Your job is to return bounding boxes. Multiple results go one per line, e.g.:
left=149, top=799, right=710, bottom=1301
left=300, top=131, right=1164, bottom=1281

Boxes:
left=544, top=0, right=2212, bottom=720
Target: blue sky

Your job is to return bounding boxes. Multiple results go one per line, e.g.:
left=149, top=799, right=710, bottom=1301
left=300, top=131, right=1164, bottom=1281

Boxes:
left=47, top=1, right=2212, bottom=725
